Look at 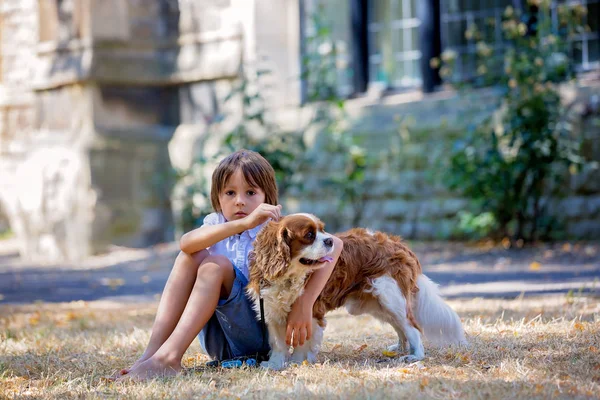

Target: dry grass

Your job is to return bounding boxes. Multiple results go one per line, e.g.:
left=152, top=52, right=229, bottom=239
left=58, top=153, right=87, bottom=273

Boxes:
left=1, top=296, right=599, bottom=399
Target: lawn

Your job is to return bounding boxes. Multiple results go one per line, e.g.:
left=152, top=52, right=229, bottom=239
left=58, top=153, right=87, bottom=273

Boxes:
left=1, top=295, right=599, bottom=399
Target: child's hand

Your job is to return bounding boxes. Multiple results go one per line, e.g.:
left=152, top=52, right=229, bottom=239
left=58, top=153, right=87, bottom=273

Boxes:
left=286, top=295, right=313, bottom=347
left=243, top=203, right=282, bottom=230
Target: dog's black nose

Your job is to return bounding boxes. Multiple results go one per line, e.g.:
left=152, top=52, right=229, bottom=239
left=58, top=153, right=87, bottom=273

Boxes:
left=323, top=238, right=333, bottom=247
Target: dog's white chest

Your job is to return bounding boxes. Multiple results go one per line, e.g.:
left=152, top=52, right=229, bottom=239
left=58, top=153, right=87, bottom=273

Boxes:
left=259, top=276, right=307, bottom=325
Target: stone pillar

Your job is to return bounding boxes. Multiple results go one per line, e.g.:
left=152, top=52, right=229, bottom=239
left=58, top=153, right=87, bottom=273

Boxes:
left=0, top=0, right=245, bottom=262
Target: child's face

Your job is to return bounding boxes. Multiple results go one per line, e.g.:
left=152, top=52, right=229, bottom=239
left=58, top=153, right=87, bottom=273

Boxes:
left=219, top=168, right=266, bottom=222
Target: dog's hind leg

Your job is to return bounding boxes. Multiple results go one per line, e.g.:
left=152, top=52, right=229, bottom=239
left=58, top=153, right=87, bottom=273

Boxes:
left=370, top=276, right=425, bottom=362
left=290, top=318, right=324, bottom=364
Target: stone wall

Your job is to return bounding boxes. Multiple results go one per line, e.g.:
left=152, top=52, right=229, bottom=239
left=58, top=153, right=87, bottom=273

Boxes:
left=282, top=83, right=600, bottom=240
left=0, top=0, right=250, bottom=262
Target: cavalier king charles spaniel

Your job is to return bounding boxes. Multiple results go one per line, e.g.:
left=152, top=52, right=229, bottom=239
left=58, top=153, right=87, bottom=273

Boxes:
left=247, top=213, right=466, bottom=370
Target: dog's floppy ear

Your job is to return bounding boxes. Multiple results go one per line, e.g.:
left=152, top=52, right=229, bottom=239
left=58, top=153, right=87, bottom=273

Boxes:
left=249, top=220, right=291, bottom=284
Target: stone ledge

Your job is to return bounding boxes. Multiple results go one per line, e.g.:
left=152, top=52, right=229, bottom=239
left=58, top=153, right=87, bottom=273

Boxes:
left=33, top=36, right=242, bottom=89
left=0, top=87, right=35, bottom=107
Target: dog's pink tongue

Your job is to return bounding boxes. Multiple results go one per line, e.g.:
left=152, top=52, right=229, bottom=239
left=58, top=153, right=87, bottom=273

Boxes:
left=319, top=256, right=334, bottom=263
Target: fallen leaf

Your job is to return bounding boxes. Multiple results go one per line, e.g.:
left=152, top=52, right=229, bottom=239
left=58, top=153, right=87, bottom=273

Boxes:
left=382, top=350, right=398, bottom=357
left=573, top=322, right=585, bottom=331
left=419, top=377, right=429, bottom=390
left=66, top=311, right=78, bottom=321
left=535, top=384, right=544, bottom=393
left=529, top=261, right=541, bottom=271
left=355, top=344, right=368, bottom=352
left=29, top=312, right=40, bottom=326
left=302, top=360, right=309, bottom=366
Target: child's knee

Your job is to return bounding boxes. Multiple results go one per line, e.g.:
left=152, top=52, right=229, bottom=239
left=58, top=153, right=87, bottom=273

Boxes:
left=198, top=255, right=233, bottom=277
left=176, top=249, right=209, bottom=267
left=190, top=249, right=210, bottom=264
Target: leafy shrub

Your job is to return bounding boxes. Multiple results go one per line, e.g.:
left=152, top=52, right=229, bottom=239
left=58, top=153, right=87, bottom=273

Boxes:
left=434, top=2, right=589, bottom=243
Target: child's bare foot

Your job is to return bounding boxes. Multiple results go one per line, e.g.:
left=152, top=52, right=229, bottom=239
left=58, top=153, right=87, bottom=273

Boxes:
left=117, top=357, right=182, bottom=381
left=106, top=357, right=149, bottom=381
left=119, top=358, right=148, bottom=376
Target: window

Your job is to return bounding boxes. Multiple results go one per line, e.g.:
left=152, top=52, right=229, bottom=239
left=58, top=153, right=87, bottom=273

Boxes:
left=440, top=0, right=600, bottom=80
left=368, top=0, right=422, bottom=89
left=303, top=0, right=355, bottom=98
left=300, top=0, right=599, bottom=96
left=552, top=0, right=600, bottom=71
left=440, top=0, right=513, bottom=82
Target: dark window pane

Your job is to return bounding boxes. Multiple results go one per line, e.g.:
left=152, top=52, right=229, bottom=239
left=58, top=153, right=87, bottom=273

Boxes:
left=573, top=39, right=584, bottom=64
left=409, top=59, right=421, bottom=80
left=374, top=0, right=392, bottom=23
left=588, top=38, right=599, bottom=63
left=446, top=0, right=461, bottom=14
left=447, top=20, right=469, bottom=47
left=370, top=30, right=382, bottom=56
left=370, top=61, right=382, bottom=82
left=411, top=0, right=418, bottom=16
left=588, top=2, right=599, bottom=33
left=410, top=27, right=419, bottom=51
left=393, top=28, right=404, bottom=52
left=392, top=0, right=404, bottom=19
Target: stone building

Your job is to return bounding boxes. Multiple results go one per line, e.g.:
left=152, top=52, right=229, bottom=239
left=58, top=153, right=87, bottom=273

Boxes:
left=0, top=0, right=599, bottom=262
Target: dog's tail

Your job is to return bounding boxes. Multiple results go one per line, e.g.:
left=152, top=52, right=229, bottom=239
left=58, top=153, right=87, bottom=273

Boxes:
left=414, top=274, right=467, bottom=347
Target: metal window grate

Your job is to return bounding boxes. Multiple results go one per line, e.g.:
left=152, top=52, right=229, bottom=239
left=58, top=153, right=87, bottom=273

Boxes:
left=440, top=0, right=513, bottom=82
left=550, top=0, right=600, bottom=71
left=440, top=0, right=600, bottom=81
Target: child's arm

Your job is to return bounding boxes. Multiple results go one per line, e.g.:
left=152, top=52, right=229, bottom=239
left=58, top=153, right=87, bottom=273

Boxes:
left=286, top=235, right=343, bottom=347
left=180, top=204, right=282, bottom=254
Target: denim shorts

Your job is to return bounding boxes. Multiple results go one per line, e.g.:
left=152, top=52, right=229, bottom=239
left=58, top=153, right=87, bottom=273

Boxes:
left=197, top=266, right=270, bottom=361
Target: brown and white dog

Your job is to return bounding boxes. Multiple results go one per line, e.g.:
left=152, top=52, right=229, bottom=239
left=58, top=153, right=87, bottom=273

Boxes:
left=247, top=213, right=466, bottom=370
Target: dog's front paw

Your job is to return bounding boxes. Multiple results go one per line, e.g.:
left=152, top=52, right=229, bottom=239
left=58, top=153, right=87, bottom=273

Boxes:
left=387, top=343, right=407, bottom=353
left=260, top=351, right=288, bottom=370
left=260, top=360, right=286, bottom=370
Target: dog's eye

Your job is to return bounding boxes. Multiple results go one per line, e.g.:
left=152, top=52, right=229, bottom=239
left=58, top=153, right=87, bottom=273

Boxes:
left=304, top=231, right=315, bottom=240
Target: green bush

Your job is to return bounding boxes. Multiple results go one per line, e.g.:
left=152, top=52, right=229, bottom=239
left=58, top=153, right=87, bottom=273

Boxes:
left=435, top=2, right=589, bottom=243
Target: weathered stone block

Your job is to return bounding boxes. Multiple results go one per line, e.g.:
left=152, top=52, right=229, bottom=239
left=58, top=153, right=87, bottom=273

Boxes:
left=3, top=148, right=96, bottom=262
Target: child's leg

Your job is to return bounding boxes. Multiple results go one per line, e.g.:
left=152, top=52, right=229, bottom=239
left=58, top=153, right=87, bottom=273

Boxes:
left=119, top=250, right=210, bottom=374
left=122, top=253, right=235, bottom=380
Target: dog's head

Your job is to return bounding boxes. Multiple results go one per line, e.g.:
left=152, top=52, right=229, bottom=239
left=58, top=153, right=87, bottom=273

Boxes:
left=249, top=213, right=335, bottom=283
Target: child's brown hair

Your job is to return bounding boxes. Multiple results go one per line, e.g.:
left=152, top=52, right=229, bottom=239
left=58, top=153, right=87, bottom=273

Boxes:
left=211, top=149, right=279, bottom=213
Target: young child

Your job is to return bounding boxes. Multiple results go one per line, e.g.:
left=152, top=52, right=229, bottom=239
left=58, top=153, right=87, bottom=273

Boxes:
left=118, top=149, right=343, bottom=380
